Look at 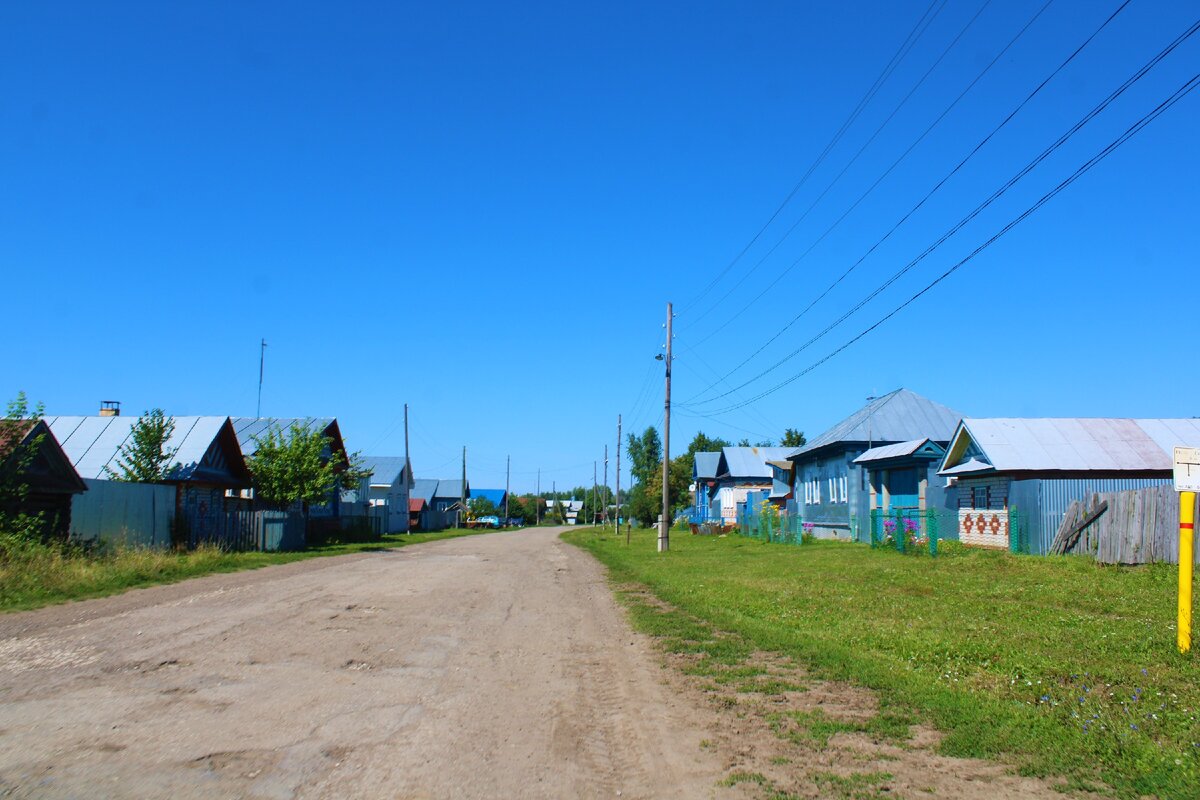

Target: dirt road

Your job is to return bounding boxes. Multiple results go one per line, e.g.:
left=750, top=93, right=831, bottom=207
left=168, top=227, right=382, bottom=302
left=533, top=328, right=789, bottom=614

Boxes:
left=0, top=528, right=729, bottom=799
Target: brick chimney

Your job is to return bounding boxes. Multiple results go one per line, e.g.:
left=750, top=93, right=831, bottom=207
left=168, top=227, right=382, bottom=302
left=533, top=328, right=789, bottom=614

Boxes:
left=99, top=400, right=121, bottom=417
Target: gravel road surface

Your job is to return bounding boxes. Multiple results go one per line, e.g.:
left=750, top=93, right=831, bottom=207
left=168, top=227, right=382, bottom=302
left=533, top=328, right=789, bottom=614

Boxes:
left=0, top=527, right=726, bottom=799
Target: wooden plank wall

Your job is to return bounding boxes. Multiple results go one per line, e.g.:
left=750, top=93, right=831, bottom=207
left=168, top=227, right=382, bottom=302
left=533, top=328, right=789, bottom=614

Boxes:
left=1060, top=485, right=1200, bottom=564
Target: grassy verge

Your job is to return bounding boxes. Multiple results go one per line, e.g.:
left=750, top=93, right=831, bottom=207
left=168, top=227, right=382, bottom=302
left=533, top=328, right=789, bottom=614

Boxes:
left=0, top=528, right=494, bottom=613
left=564, top=526, right=1200, bottom=799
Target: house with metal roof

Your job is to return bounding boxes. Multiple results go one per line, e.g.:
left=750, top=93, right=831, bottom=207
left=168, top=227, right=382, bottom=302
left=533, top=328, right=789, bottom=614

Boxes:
left=355, top=456, right=413, bottom=533
left=787, top=389, right=961, bottom=541
left=0, top=419, right=88, bottom=541
left=470, top=488, right=507, bottom=512
left=230, top=417, right=349, bottom=515
left=711, top=446, right=800, bottom=525
left=938, top=418, right=1200, bottom=554
left=44, top=414, right=251, bottom=533
left=689, top=451, right=722, bottom=523
left=853, top=438, right=954, bottom=545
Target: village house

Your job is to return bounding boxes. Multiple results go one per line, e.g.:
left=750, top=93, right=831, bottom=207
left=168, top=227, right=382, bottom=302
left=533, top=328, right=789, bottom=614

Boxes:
left=688, top=451, right=722, bottom=523
left=0, top=419, right=88, bottom=540
left=354, top=456, right=413, bottom=534
left=230, top=417, right=349, bottom=515
left=710, top=446, right=800, bottom=525
left=45, top=413, right=252, bottom=531
left=938, top=418, right=1200, bottom=553
left=853, top=438, right=956, bottom=543
left=788, top=389, right=961, bottom=541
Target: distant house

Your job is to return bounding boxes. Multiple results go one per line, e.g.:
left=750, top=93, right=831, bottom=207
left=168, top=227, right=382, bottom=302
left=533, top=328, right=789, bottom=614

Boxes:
left=546, top=499, right=584, bottom=525
left=689, top=452, right=722, bottom=523
left=938, top=418, right=1200, bottom=553
left=409, top=496, right=427, bottom=530
left=0, top=419, right=88, bottom=540
left=788, top=389, right=961, bottom=541
left=355, top=456, right=413, bottom=533
left=44, top=414, right=251, bottom=527
left=230, top=417, right=348, bottom=514
left=432, top=479, right=469, bottom=513
left=411, top=478, right=439, bottom=530
left=711, top=446, right=800, bottom=525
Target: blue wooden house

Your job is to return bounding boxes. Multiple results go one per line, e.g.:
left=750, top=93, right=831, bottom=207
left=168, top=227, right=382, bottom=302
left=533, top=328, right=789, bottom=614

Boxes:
left=689, top=451, right=722, bottom=522
left=711, top=446, right=800, bottom=525
left=787, top=389, right=961, bottom=541
left=853, top=438, right=956, bottom=543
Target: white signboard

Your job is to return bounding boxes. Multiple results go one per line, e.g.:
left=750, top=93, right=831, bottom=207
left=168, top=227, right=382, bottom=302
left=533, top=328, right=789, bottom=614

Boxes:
left=1174, top=447, right=1200, bottom=493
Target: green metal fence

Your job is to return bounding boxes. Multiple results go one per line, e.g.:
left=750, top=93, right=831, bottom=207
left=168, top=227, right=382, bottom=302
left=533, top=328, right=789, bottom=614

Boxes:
left=867, top=508, right=957, bottom=557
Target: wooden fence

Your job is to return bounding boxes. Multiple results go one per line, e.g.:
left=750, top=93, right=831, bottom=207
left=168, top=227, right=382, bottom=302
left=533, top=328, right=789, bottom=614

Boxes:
left=1051, top=485, right=1200, bottom=564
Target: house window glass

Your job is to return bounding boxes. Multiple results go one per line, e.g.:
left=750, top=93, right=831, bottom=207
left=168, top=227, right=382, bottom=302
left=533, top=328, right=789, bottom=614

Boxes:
left=973, top=487, right=988, bottom=509
left=840, top=476, right=848, bottom=503
left=811, top=479, right=821, bottom=505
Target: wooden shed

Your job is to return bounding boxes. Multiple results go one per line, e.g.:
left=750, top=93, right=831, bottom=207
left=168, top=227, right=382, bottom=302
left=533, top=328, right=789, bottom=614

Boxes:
left=0, top=419, right=89, bottom=541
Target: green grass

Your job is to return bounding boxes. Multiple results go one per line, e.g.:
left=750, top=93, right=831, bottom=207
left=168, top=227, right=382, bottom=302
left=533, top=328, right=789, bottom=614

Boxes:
left=0, top=528, right=493, bottom=612
left=564, top=527, right=1200, bottom=799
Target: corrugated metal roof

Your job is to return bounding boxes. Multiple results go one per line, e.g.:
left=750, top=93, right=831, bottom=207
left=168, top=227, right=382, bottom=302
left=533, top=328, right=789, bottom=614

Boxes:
left=44, top=415, right=234, bottom=481
left=796, top=389, right=961, bottom=456
left=720, top=446, right=801, bottom=479
left=360, top=456, right=410, bottom=488
left=941, top=418, right=1200, bottom=474
left=230, top=417, right=337, bottom=456
left=693, top=452, right=721, bottom=479
left=411, top=478, right=439, bottom=502
left=853, top=438, right=941, bottom=464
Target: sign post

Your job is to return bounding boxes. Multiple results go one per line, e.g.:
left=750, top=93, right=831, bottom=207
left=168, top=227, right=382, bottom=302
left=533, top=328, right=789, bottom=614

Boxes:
left=1173, top=447, right=1200, bottom=654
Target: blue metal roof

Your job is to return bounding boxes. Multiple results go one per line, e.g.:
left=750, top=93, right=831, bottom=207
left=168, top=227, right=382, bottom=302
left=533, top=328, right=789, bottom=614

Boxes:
left=360, top=456, right=410, bottom=488
left=692, top=451, right=721, bottom=480
left=411, top=478, right=439, bottom=503
left=432, top=479, right=468, bottom=501
left=796, top=389, right=961, bottom=457
left=471, top=488, right=507, bottom=506
left=719, top=446, right=800, bottom=479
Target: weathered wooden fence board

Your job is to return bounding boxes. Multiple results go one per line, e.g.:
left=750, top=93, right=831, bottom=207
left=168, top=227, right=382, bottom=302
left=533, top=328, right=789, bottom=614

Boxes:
left=1058, top=485, right=1199, bottom=564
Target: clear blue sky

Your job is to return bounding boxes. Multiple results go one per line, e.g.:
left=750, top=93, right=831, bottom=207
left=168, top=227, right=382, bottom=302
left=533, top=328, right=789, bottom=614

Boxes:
left=4, top=1, right=1198, bottom=494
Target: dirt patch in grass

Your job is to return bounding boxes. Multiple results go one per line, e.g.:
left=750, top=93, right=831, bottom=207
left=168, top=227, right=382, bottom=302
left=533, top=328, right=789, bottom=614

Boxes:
left=615, top=585, right=1094, bottom=800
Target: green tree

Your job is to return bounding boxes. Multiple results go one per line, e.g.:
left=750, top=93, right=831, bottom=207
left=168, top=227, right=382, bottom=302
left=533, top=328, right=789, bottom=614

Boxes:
left=781, top=428, right=807, bottom=447
left=107, top=409, right=178, bottom=482
left=683, top=431, right=730, bottom=461
left=626, top=427, right=661, bottom=486
left=247, top=422, right=361, bottom=509
left=468, top=496, right=498, bottom=518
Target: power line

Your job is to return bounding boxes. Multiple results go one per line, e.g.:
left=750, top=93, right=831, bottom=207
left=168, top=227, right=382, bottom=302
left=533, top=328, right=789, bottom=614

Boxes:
left=687, top=0, right=1002, bottom=334
left=679, top=0, right=947, bottom=314
left=688, top=11, right=1196, bottom=407
left=702, top=69, right=1200, bottom=415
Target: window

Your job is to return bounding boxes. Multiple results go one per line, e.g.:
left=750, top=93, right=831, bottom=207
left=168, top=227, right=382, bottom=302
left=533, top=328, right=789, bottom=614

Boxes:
left=973, top=486, right=988, bottom=509
left=839, top=476, right=848, bottom=503
left=811, top=479, right=821, bottom=505
left=828, top=478, right=835, bottom=502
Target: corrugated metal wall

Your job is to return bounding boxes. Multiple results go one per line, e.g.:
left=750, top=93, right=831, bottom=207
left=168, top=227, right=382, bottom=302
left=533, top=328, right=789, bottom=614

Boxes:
left=1017, top=477, right=1173, bottom=555
left=70, top=478, right=175, bottom=548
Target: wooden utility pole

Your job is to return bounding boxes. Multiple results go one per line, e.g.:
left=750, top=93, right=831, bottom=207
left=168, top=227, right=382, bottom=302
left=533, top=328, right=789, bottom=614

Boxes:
left=617, top=414, right=623, bottom=540
left=592, top=461, right=598, bottom=526
left=536, top=468, right=541, bottom=525
left=660, top=302, right=672, bottom=552
left=460, top=446, right=467, bottom=528
left=603, top=444, right=608, bottom=524
left=505, top=455, right=510, bottom=524
left=404, top=403, right=411, bottom=534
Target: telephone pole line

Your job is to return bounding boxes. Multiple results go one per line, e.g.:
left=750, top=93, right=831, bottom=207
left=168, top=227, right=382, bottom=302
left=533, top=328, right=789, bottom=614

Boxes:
left=616, top=414, right=623, bottom=539
left=460, top=446, right=467, bottom=528
left=536, top=468, right=541, bottom=525
left=505, top=455, right=510, bottom=525
left=603, top=444, right=608, bottom=525
left=404, top=403, right=411, bottom=534
left=592, top=461, right=598, bottom=526
left=660, top=302, right=673, bottom=553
